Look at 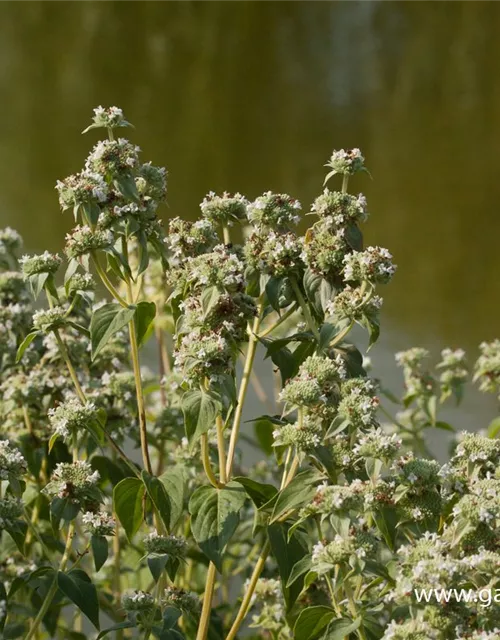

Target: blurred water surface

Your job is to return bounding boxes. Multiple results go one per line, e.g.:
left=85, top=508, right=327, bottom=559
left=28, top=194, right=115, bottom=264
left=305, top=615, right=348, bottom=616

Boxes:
left=0, top=1, right=499, bottom=433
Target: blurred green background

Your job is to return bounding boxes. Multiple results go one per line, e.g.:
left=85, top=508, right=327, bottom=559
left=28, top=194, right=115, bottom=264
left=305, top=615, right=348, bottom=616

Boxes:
left=0, top=1, right=498, bottom=431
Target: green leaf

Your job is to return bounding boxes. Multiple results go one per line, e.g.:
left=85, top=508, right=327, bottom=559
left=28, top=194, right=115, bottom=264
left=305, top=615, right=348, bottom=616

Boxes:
left=269, top=470, right=321, bottom=522
left=142, top=471, right=171, bottom=532
left=287, top=555, right=313, bottom=587
left=50, top=498, right=79, bottom=532
left=488, top=416, right=500, bottom=439
left=233, top=477, right=278, bottom=508
left=29, top=272, right=49, bottom=300
left=254, top=417, right=275, bottom=455
left=5, top=521, right=27, bottom=554
left=268, top=522, right=308, bottom=610
left=434, top=420, right=455, bottom=433
left=96, top=622, right=136, bottom=639
left=201, top=286, right=220, bottom=318
left=147, top=554, right=169, bottom=582
left=113, top=477, right=145, bottom=541
left=16, top=331, right=41, bottom=362
left=303, top=268, right=334, bottom=315
left=57, top=569, right=100, bottom=630
left=372, top=507, right=398, bottom=551
left=189, top=482, right=246, bottom=571
left=322, top=617, right=360, bottom=640
left=135, top=301, right=156, bottom=346
left=344, top=224, right=363, bottom=251
left=294, top=606, right=336, bottom=640
left=158, top=467, right=186, bottom=530
left=91, top=535, right=108, bottom=572
left=265, top=276, right=284, bottom=312
left=318, top=323, right=337, bottom=352
left=182, top=388, right=221, bottom=445
left=90, top=303, right=135, bottom=360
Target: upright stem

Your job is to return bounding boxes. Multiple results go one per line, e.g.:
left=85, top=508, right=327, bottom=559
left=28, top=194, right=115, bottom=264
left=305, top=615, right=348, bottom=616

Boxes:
left=196, top=563, right=217, bottom=640
left=216, top=415, right=227, bottom=485
left=126, top=280, right=153, bottom=475
left=91, top=252, right=128, bottom=308
left=226, top=300, right=264, bottom=478
left=24, top=521, right=76, bottom=640
left=201, top=434, right=221, bottom=489
left=225, top=541, right=271, bottom=640
left=342, top=174, right=349, bottom=194
left=224, top=456, right=300, bottom=640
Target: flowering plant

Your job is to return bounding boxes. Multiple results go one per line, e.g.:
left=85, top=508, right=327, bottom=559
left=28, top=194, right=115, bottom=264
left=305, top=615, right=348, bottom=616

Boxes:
left=0, top=108, right=499, bottom=640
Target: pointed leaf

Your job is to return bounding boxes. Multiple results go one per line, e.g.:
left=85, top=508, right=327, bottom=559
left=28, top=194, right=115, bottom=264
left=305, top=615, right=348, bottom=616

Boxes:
left=16, top=331, right=41, bottom=362
left=158, top=467, right=186, bottom=530
left=189, top=482, right=246, bottom=571
left=135, top=301, right=156, bottom=347
left=57, top=569, right=100, bottom=630
left=113, top=477, right=145, bottom=541
left=91, top=535, right=108, bottom=572
left=182, top=388, right=221, bottom=445
left=90, top=303, right=135, bottom=360
left=294, top=606, right=336, bottom=640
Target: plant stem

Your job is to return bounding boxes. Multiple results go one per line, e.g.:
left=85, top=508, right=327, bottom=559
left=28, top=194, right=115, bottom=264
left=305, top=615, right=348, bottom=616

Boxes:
left=329, top=320, right=354, bottom=348
left=91, top=252, right=128, bottom=308
left=125, top=280, right=153, bottom=475
left=257, top=303, right=298, bottom=339
left=225, top=300, right=264, bottom=478
left=54, top=330, right=86, bottom=404
left=196, top=562, right=217, bottom=640
left=225, top=540, right=270, bottom=640
left=342, top=174, right=349, bottom=194
left=290, top=279, right=320, bottom=341
left=216, top=415, right=227, bottom=485
left=222, top=226, right=231, bottom=244
left=201, top=434, right=222, bottom=489
left=24, top=521, right=75, bottom=640
left=224, top=458, right=300, bottom=640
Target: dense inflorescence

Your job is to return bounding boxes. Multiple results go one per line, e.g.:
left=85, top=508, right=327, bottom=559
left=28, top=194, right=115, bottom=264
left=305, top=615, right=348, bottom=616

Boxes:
left=1, top=112, right=499, bottom=640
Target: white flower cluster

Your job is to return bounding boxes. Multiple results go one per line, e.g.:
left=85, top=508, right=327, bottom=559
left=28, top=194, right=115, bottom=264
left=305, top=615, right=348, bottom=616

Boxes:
left=337, top=377, right=379, bottom=429
left=163, top=586, right=199, bottom=614
left=0, top=439, right=26, bottom=480
left=20, top=251, right=62, bottom=278
left=273, top=414, right=323, bottom=451
left=55, top=170, right=109, bottom=210
left=325, top=285, right=383, bottom=321
left=32, top=307, right=67, bottom=333
left=43, top=461, right=100, bottom=504
left=343, top=246, right=396, bottom=285
left=65, top=225, right=113, bottom=259
left=437, top=347, right=468, bottom=400
left=48, top=398, right=97, bottom=440
left=89, top=106, right=130, bottom=130
left=326, top=148, right=365, bottom=176
left=121, top=590, right=155, bottom=612
left=0, top=497, right=23, bottom=530
left=200, top=191, right=248, bottom=225
left=165, top=218, right=218, bottom=267
left=310, top=190, right=368, bottom=226
left=82, top=510, right=115, bottom=536
left=381, top=619, right=439, bottom=640
left=143, top=531, right=187, bottom=557
left=353, top=428, right=402, bottom=461
left=474, top=339, right=500, bottom=399
left=247, top=191, right=301, bottom=229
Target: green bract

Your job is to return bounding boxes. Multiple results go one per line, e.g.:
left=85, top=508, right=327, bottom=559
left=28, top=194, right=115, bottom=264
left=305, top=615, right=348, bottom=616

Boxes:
left=0, top=108, right=499, bottom=640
